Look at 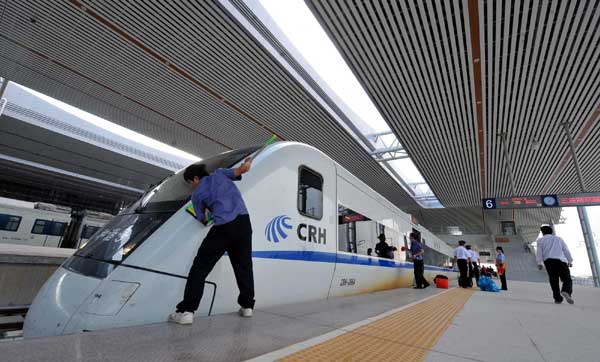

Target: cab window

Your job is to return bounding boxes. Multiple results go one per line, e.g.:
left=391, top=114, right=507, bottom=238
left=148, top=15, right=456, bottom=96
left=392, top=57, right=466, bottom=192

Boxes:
left=297, top=167, right=323, bottom=220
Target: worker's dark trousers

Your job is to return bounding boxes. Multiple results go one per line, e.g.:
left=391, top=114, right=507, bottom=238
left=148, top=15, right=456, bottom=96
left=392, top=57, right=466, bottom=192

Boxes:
left=177, top=214, right=254, bottom=313
left=499, top=271, right=507, bottom=290
left=457, top=259, right=469, bottom=288
left=544, top=258, right=573, bottom=302
left=413, top=259, right=429, bottom=288
left=471, top=262, right=480, bottom=286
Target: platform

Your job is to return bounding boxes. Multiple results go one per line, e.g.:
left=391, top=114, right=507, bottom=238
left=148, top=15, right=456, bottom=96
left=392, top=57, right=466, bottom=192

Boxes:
left=1, top=281, right=598, bottom=362
left=0, top=244, right=74, bottom=307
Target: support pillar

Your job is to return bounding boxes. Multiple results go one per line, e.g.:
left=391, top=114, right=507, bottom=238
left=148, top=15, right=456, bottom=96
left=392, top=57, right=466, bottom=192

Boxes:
left=0, top=78, right=9, bottom=117
left=577, top=207, right=600, bottom=287
left=562, top=121, right=600, bottom=287
left=0, top=78, right=8, bottom=96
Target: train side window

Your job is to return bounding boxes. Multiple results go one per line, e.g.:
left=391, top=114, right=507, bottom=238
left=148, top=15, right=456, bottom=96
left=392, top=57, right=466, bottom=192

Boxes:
left=32, top=219, right=49, bottom=234
left=0, top=214, right=22, bottom=232
left=81, top=225, right=100, bottom=239
left=49, top=222, right=67, bottom=236
left=31, top=219, right=67, bottom=236
left=297, top=166, right=323, bottom=220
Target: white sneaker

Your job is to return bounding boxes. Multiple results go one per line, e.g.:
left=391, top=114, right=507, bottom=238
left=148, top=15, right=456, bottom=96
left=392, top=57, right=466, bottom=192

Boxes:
left=561, top=291, right=574, bottom=304
left=168, top=311, right=193, bottom=325
left=239, top=308, right=253, bottom=318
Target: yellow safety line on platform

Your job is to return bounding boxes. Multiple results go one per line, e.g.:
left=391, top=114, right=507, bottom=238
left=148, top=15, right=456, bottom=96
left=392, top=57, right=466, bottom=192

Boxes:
left=279, top=288, right=474, bottom=362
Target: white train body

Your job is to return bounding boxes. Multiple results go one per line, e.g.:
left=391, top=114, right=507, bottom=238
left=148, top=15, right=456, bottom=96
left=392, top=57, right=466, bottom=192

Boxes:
left=24, top=142, right=454, bottom=338
left=0, top=197, right=110, bottom=248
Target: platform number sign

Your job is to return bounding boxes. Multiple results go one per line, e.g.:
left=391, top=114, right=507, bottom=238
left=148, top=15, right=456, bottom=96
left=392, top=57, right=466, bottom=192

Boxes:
left=482, top=198, right=496, bottom=209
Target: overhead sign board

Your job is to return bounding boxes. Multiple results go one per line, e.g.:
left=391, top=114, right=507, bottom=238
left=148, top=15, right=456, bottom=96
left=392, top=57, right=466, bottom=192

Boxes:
left=483, top=196, right=541, bottom=209
left=557, top=192, right=600, bottom=207
left=483, top=192, right=600, bottom=209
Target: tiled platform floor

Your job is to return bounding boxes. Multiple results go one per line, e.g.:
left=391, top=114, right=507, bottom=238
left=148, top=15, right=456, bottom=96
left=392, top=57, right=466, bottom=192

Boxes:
left=426, top=281, right=600, bottom=362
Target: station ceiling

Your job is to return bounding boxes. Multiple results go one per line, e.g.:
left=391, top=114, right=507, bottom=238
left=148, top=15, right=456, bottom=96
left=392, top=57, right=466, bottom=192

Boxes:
left=0, top=0, right=579, bottom=239
left=306, top=0, right=598, bottom=238
left=0, top=0, right=420, bottom=213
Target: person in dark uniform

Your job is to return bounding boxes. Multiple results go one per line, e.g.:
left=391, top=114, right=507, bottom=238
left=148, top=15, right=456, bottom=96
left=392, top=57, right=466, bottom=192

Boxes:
left=410, top=232, right=430, bottom=289
left=465, top=245, right=474, bottom=287
left=169, top=157, right=254, bottom=325
left=454, top=240, right=470, bottom=288
left=375, top=233, right=396, bottom=259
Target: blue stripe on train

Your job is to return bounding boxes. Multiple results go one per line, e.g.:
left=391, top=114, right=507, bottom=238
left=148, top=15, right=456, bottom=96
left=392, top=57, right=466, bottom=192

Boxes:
left=251, top=250, right=454, bottom=272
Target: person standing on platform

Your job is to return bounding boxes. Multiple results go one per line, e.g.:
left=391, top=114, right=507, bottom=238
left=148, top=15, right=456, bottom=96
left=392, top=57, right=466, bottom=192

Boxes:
left=375, top=234, right=396, bottom=259
left=454, top=240, right=470, bottom=288
left=536, top=226, right=574, bottom=304
left=465, top=245, right=474, bottom=287
left=496, top=246, right=507, bottom=291
left=466, top=245, right=480, bottom=286
left=410, top=233, right=430, bottom=289
left=169, top=157, right=255, bottom=325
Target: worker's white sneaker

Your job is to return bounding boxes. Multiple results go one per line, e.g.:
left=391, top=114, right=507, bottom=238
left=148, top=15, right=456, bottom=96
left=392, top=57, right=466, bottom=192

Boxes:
left=239, top=308, right=253, bottom=318
left=168, top=311, right=193, bottom=325
left=561, top=291, right=574, bottom=304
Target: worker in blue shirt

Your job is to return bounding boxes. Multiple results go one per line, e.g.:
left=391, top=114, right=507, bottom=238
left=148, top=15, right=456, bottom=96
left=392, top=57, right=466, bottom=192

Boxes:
left=410, top=233, right=430, bottom=289
left=169, top=157, right=254, bottom=325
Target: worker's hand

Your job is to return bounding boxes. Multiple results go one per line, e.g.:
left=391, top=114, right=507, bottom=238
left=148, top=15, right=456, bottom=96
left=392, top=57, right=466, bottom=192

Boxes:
left=235, top=157, right=253, bottom=177
left=538, top=265, right=543, bottom=271
left=241, top=157, right=253, bottom=172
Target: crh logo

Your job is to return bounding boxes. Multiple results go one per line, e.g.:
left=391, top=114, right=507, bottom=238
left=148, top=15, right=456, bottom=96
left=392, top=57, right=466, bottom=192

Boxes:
left=265, top=215, right=293, bottom=243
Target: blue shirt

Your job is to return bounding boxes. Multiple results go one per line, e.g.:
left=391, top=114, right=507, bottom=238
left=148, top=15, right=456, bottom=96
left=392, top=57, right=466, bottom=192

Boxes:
left=496, top=253, right=505, bottom=263
left=191, top=168, right=248, bottom=225
left=410, top=239, right=423, bottom=260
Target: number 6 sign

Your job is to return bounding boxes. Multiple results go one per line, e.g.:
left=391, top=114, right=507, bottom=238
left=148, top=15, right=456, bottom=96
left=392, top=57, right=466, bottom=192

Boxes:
left=482, top=198, right=496, bottom=209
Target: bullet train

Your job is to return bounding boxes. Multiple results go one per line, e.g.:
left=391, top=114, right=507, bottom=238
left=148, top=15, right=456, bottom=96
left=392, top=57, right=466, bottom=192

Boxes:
left=0, top=197, right=111, bottom=248
left=24, top=142, right=455, bottom=338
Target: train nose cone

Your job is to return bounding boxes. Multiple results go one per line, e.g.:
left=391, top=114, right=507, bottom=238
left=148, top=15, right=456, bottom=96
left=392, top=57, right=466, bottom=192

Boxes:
left=23, top=267, right=101, bottom=338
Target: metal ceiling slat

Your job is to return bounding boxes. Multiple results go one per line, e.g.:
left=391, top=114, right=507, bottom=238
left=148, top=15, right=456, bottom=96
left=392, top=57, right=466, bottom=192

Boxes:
left=382, top=0, right=453, bottom=193
left=0, top=39, right=225, bottom=156
left=422, top=0, right=469, bottom=200
left=520, top=2, right=573, bottom=195
left=508, top=1, right=554, bottom=194
left=506, top=0, right=529, bottom=196
left=3, top=1, right=260, bottom=148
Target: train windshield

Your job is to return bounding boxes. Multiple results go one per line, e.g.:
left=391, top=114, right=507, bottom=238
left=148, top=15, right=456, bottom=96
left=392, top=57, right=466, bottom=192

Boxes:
left=65, top=146, right=260, bottom=278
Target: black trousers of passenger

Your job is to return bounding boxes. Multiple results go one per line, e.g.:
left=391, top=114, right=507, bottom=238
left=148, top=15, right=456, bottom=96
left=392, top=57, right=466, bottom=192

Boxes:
left=467, top=262, right=474, bottom=287
left=413, top=259, right=429, bottom=288
left=471, top=262, right=480, bottom=286
left=457, top=259, right=469, bottom=288
left=177, top=214, right=254, bottom=313
left=544, top=258, right=573, bottom=302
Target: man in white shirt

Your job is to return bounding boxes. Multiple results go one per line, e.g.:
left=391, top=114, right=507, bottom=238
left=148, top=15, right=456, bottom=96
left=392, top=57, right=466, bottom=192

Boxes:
left=536, top=226, right=574, bottom=304
left=454, top=240, right=471, bottom=288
